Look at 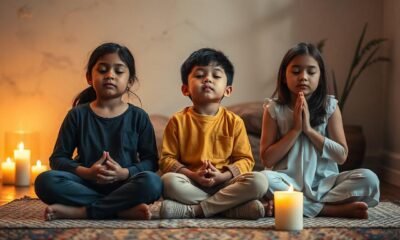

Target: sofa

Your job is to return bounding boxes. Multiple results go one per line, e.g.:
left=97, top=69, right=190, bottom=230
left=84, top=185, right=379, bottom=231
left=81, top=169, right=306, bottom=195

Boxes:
left=149, top=102, right=265, bottom=171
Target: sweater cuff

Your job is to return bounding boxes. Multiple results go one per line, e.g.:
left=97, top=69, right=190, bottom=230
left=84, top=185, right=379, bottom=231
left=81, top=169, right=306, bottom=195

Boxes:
left=225, top=164, right=241, bottom=178
left=169, top=162, right=186, bottom=173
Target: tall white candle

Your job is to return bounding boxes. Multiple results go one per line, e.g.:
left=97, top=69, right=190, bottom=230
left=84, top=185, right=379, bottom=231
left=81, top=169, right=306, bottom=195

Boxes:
left=2, top=157, right=15, bottom=185
left=14, top=142, right=31, bottom=187
left=274, top=185, right=303, bottom=231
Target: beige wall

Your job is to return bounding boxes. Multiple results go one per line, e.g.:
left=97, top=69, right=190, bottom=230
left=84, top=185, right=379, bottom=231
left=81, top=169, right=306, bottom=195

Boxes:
left=383, top=0, right=400, bottom=186
left=0, top=0, right=386, bottom=167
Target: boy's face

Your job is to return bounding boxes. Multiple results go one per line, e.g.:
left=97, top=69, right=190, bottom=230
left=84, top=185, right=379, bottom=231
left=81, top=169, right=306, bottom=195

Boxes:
left=182, top=63, right=232, bottom=105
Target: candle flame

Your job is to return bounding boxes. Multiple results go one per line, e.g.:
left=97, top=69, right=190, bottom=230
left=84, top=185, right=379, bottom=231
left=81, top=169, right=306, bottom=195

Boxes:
left=288, top=184, right=293, bottom=192
left=36, top=160, right=42, bottom=167
left=18, top=142, right=25, bottom=150
left=6, top=157, right=12, bottom=163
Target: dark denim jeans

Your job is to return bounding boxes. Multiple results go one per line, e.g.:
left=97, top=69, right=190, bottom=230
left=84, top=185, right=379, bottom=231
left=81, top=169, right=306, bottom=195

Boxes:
left=34, top=170, right=162, bottom=219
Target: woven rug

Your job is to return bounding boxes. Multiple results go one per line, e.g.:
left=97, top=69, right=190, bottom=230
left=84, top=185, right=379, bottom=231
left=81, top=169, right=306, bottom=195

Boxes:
left=2, top=228, right=400, bottom=240
left=0, top=197, right=399, bottom=229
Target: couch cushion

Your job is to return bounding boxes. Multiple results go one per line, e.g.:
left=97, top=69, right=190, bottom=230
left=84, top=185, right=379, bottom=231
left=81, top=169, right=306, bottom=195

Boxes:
left=150, top=114, right=169, bottom=155
left=227, top=102, right=264, bottom=137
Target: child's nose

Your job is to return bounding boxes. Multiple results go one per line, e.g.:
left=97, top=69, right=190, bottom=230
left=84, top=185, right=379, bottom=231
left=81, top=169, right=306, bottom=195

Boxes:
left=299, top=71, right=308, bottom=81
left=203, top=74, right=213, bottom=83
left=104, top=70, right=115, bottom=79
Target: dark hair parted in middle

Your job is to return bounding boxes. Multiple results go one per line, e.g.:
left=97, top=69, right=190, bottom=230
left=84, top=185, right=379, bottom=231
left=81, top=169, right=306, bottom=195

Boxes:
left=180, top=48, right=234, bottom=86
left=273, top=42, right=327, bottom=127
left=73, top=42, right=137, bottom=107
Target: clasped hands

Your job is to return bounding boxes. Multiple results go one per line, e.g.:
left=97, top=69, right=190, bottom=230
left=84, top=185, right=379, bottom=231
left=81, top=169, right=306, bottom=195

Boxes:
left=89, top=151, right=129, bottom=184
left=293, top=92, right=312, bottom=134
left=190, top=160, right=231, bottom=188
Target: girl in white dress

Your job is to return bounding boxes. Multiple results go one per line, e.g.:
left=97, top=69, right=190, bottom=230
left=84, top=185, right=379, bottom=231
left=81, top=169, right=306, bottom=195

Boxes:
left=260, top=42, right=379, bottom=218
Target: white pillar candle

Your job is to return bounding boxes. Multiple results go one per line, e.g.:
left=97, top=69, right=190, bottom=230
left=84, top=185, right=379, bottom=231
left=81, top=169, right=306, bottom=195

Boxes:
left=274, top=185, right=303, bottom=231
left=31, top=160, right=47, bottom=184
left=1, top=157, right=16, bottom=185
left=14, top=142, right=31, bottom=187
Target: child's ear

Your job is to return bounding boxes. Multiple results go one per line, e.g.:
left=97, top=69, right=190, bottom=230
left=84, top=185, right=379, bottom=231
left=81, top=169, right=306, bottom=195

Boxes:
left=181, top=84, right=190, bottom=96
left=224, top=86, right=233, bottom=97
left=86, top=73, right=92, bottom=86
left=127, top=79, right=134, bottom=89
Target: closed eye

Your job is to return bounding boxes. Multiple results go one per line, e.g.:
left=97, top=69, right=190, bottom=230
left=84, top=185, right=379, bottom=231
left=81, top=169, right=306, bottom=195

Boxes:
left=194, top=74, right=205, bottom=78
left=213, top=74, right=222, bottom=79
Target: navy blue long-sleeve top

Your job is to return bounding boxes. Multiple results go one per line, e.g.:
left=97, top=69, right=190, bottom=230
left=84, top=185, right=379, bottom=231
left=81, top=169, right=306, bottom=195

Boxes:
left=50, top=103, right=159, bottom=176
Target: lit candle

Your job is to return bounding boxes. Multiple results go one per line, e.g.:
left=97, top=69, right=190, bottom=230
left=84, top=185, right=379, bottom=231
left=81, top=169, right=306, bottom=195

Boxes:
left=14, top=142, right=31, bottom=187
left=1, top=157, right=16, bottom=185
left=274, top=185, right=303, bottom=231
left=31, top=160, right=47, bottom=184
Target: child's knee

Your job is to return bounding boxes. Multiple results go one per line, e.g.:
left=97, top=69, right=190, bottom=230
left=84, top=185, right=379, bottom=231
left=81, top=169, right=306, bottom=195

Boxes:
left=134, top=171, right=163, bottom=196
left=350, top=168, right=380, bottom=189
left=34, top=170, right=61, bottom=204
left=35, top=170, right=58, bottom=190
left=240, top=172, right=269, bottom=198
left=261, top=170, right=288, bottom=191
left=161, top=172, right=185, bottom=195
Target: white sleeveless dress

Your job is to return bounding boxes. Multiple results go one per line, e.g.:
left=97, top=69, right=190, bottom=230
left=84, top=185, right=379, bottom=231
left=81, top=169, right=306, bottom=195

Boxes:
left=261, top=95, right=380, bottom=217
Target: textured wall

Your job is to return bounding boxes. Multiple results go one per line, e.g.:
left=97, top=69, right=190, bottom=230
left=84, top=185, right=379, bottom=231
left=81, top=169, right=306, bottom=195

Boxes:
left=0, top=0, right=385, bottom=165
left=383, top=0, right=400, bottom=186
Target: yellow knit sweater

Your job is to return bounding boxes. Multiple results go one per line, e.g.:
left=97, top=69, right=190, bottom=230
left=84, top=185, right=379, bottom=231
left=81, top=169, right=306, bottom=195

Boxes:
left=159, top=106, right=254, bottom=177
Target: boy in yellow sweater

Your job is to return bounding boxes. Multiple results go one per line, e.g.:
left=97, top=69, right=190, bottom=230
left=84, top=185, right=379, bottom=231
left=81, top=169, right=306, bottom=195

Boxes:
left=159, top=48, right=268, bottom=219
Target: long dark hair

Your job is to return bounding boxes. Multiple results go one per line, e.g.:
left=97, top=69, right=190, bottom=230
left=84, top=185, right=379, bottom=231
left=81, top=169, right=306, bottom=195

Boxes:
left=73, top=42, right=138, bottom=107
left=273, top=42, right=327, bottom=127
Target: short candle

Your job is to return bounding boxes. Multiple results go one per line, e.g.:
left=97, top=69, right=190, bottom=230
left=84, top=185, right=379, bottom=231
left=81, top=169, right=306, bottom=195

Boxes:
left=31, top=160, right=47, bottom=184
left=274, top=185, right=303, bottom=231
left=2, top=157, right=16, bottom=185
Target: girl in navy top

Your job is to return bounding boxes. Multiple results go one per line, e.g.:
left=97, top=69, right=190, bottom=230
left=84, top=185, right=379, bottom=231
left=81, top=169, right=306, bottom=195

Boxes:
left=35, top=42, right=162, bottom=220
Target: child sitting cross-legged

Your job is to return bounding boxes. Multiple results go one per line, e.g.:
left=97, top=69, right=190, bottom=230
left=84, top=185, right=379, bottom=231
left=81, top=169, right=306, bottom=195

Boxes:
left=159, top=48, right=269, bottom=219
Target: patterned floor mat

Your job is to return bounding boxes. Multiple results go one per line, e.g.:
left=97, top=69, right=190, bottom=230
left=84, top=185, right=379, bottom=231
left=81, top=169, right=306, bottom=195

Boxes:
left=0, top=197, right=399, bottom=229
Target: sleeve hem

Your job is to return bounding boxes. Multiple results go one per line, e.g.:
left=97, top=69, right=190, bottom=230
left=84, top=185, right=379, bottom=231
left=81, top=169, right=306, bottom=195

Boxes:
left=169, top=162, right=185, bottom=173
left=225, top=164, right=242, bottom=178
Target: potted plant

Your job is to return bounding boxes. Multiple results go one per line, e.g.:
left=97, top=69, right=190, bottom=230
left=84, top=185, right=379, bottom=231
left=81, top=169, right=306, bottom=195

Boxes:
left=318, top=23, right=390, bottom=171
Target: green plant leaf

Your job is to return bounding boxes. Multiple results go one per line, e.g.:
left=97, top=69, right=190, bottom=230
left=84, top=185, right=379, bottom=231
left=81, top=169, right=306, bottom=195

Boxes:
left=341, top=48, right=389, bottom=110
left=342, top=23, right=368, bottom=102
left=319, top=22, right=390, bottom=111
left=316, top=39, right=327, bottom=52
left=332, top=70, right=339, bottom=98
left=351, top=23, right=368, bottom=69
left=364, top=57, right=391, bottom=67
left=358, top=38, right=388, bottom=63
left=352, top=46, right=380, bottom=84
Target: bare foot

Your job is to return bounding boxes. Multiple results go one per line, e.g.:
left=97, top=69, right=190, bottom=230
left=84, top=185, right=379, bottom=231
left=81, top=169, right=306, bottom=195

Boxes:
left=118, top=203, right=151, bottom=220
left=45, top=204, right=87, bottom=221
left=261, top=198, right=274, bottom=217
left=320, top=201, right=368, bottom=219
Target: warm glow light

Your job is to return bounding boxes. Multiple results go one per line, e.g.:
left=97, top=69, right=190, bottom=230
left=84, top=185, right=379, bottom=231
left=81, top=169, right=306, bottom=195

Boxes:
left=274, top=184, right=303, bottom=231
left=1, top=157, right=16, bottom=185
left=18, top=142, right=25, bottom=151
left=14, top=142, right=31, bottom=186
left=31, top=159, right=47, bottom=184
left=5, top=131, right=40, bottom=166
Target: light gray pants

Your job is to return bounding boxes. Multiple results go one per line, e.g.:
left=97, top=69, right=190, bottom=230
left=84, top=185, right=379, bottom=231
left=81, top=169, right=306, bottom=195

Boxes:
left=261, top=168, right=380, bottom=217
left=162, top=172, right=268, bottom=217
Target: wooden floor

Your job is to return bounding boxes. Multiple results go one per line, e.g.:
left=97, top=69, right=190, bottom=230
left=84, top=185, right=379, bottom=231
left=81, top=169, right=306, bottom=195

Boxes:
left=0, top=184, right=37, bottom=206
left=0, top=180, right=399, bottom=206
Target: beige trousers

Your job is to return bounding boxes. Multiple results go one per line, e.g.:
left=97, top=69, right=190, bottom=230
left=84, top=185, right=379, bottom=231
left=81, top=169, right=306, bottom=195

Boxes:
left=161, top=172, right=268, bottom=217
